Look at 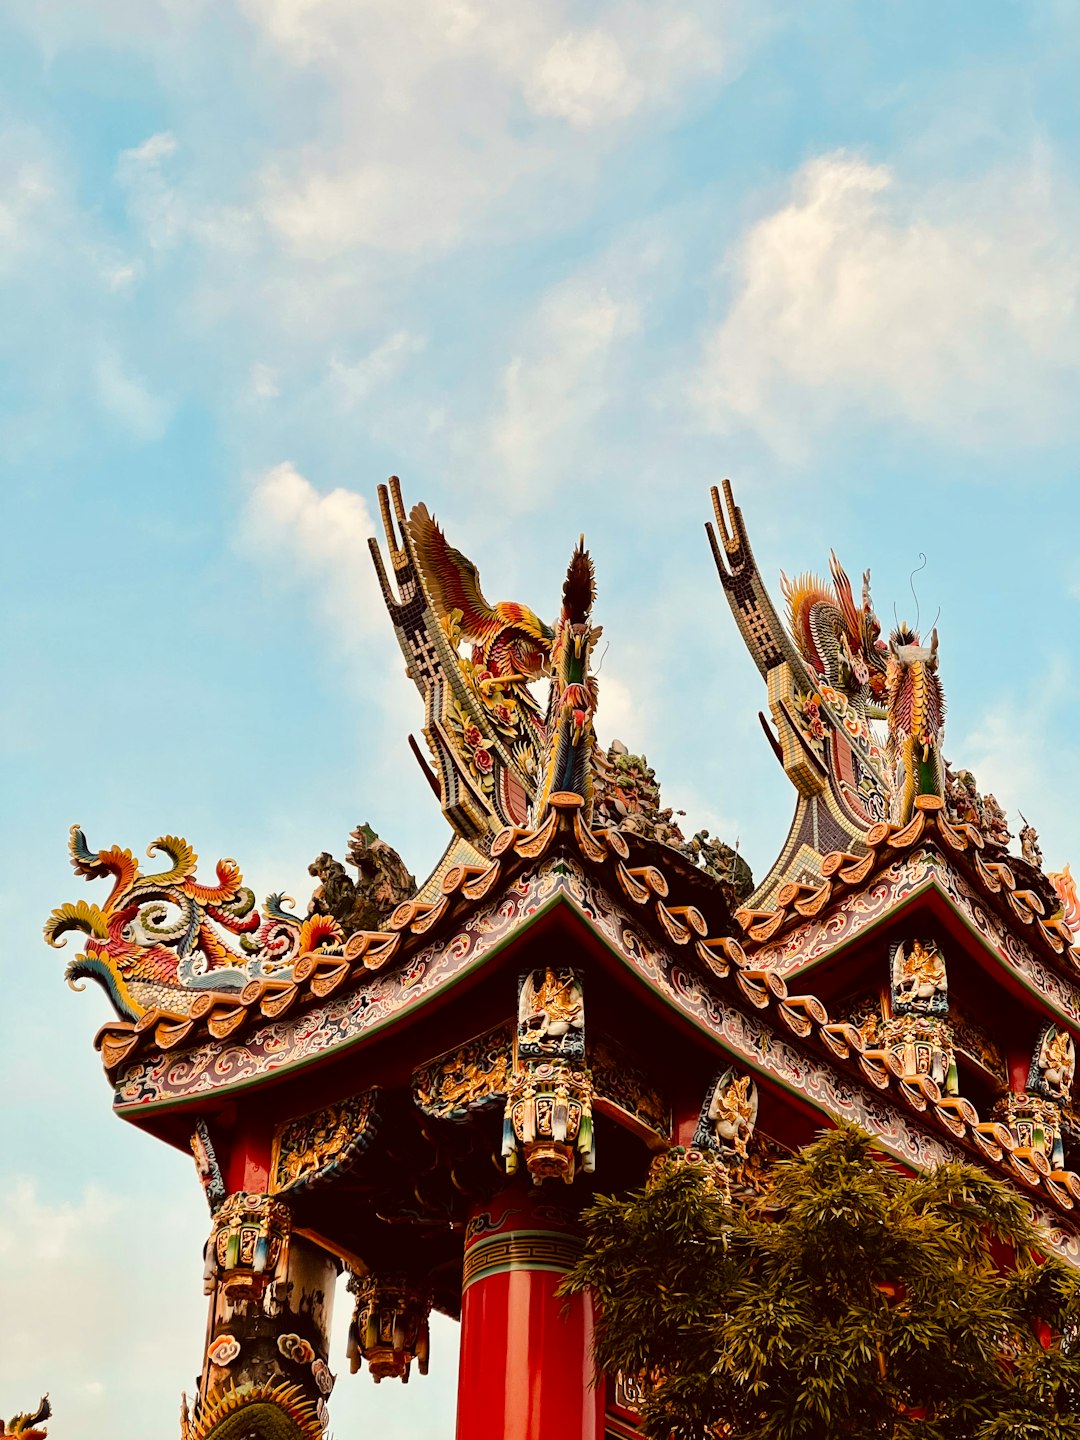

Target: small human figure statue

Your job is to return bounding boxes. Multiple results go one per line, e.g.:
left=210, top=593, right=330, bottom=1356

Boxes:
left=692, top=1068, right=758, bottom=1161
left=1032, top=1024, right=1076, bottom=1104
left=891, top=938, right=948, bottom=1016
left=945, top=765, right=981, bottom=826
left=517, top=967, right=585, bottom=1060
left=1018, top=814, right=1043, bottom=869
left=981, top=792, right=1011, bottom=847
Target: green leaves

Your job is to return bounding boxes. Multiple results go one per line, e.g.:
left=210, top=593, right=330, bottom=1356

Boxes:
left=561, top=1126, right=1080, bottom=1440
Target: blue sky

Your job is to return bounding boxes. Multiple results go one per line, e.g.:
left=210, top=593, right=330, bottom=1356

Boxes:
left=4, top=3, right=1080, bottom=1435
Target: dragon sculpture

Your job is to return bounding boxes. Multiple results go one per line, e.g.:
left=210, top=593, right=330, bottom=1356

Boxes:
left=408, top=502, right=553, bottom=697
left=374, top=479, right=750, bottom=895
left=885, top=624, right=946, bottom=824
left=534, top=538, right=602, bottom=822
left=3, top=1399, right=50, bottom=1440
left=370, top=478, right=551, bottom=841
left=708, top=481, right=895, bottom=903
left=180, top=1381, right=322, bottom=1440
left=308, top=822, right=417, bottom=935
left=44, top=826, right=344, bottom=1021
left=708, top=481, right=962, bottom=903
left=781, top=554, right=888, bottom=727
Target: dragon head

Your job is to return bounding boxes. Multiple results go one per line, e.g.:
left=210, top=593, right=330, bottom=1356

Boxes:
left=888, top=623, right=939, bottom=672
left=5, top=1397, right=50, bottom=1439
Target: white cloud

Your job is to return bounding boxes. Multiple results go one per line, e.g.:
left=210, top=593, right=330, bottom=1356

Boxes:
left=0, top=1179, right=118, bottom=1263
left=101, top=258, right=142, bottom=292
left=0, top=1176, right=208, bottom=1440
left=240, top=461, right=382, bottom=635
left=526, top=29, right=641, bottom=128
left=259, top=160, right=480, bottom=258
left=695, top=151, right=1080, bottom=452
left=242, top=0, right=732, bottom=260
left=250, top=361, right=280, bottom=398
left=0, top=131, right=62, bottom=280
left=593, top=669, right=640, bottom=750
left=0, top=164, right=54, bottom=255
left=125, top=131, right=179, bottom=166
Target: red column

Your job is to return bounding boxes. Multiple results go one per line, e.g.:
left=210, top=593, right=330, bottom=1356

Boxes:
left=1008, top=1050, right=1030, bottom=1094
left=456, top=1184, right=603, bottom=1440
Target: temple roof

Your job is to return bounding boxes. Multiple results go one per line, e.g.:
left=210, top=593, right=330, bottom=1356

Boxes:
left=47, top=477, right=1080, bottom=1264
left=83, top=793, right=741, bottom=1078
left=63, top=792, right=1080, bottom=1251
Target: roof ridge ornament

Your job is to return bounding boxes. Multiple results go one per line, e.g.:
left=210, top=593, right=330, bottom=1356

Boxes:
left=370, top=475, right=549, bottom=841
left=708, top=480, right=895, bottom=904
left=885, top=622, right=946, bottom=825
left=534, top=537, right=601, bottom=825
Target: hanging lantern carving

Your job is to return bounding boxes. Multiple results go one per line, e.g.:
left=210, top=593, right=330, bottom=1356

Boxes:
left=502, top=1061, right=595, bottom=1185
left=346, top=1272, right=431, bottom=1383
left=881, top=1014, right=958, bottom=1096
left=994, top=1092, right=1064, bottom=1172
left=203, top=1192, right=291, bottom=1304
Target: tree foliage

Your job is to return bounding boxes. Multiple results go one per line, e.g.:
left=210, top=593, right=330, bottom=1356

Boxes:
left=561, top=1126, right=1080, bottom=1439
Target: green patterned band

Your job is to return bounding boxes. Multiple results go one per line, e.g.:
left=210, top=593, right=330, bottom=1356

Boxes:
left=462, top=1229, right=583, bottom=1290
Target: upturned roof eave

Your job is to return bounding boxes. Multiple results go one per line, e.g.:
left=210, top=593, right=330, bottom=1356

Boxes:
left=99, top=796, right=1080, bottom=1242
left=738, top=796, right=1080, bottom=992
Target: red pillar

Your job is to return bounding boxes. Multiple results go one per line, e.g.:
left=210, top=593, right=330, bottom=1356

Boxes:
left=456, top=1184, right=603, bottom=1440
left=1008, top=1050, right=1030, bottom=1095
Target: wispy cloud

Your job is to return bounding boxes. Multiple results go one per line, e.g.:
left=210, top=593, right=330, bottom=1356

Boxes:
left=115, top=131, right=185, bottom=250
left=95, top=351, right=172, bottom=441
left=486, top=275, right=641, bottom=503
left=0, top=1178, right=206, bottom=1434
left=242, top=0, right=733, bottom=260
left=329, top=331, right=428, bottom=407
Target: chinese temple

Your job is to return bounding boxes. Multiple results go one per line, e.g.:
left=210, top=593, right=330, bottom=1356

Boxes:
left=46, top=478, right=1080, bottom=1440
